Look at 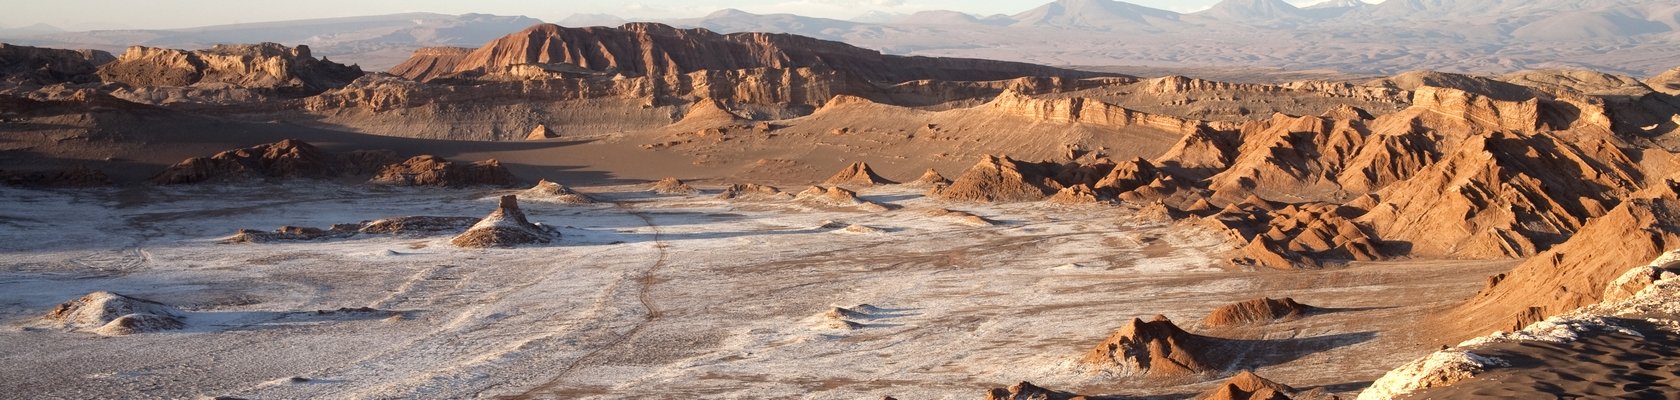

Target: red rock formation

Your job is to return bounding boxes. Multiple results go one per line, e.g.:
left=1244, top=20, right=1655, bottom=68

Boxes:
left=1453, top=179, right=1680, bottom=336
left=396, top=23, right=1099, bottom=83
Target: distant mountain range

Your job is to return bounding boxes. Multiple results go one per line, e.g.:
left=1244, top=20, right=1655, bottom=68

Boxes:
left=5, top=0, right=1680, bottom=75
left=0, top=13, right=541, bottom=70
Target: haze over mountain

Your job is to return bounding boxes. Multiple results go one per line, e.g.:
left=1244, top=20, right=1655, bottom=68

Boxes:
left=0, top=13, right=541, bottom=70
left=5, top=0, right=1679, bottom=75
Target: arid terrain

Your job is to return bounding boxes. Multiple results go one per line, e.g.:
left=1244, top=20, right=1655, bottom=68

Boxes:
left=6, top=5, right=1680, bottom=399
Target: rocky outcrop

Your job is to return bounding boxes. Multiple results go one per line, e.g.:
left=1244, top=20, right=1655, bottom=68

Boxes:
left=1647, top=66, right=1680, bottom=96
left=650, top=177, right=699, bottom=195
left=357, top=216, right=483, bottom=235
left=717, top=183, right=792, bottom=201
left=1203, top=298, right=1314, bottom=328
left=1200, top=371, right=1295, bottom=400
left=1079, top=315, right=1220, bottom=378
left=0, top=43, right=113, bottom=85
left=37, top=291, right=185, bottom=336
left=1204, top=201, right=1384, bottom=269
left=520, top=179, right=595, bottom=204
left=795, top=186, right=889, bottom=212
left=933, top=155, right=1061, bottom=202
left=1094, top=158, right=1160, bottom=195
left=152, top=139, right=359, bottom=184
left=451, top=195, right=558, bottom=248
left=396, top=23, right=1099, bottom=83
left=909, top=168, right=949, bottom=187
left=1047, top=185, right=1101, bottom=204
left=97, top=43, right=361, bottom=96
left=983, top=381, right=1089, bottom=400
left=369, top=155, right=515, bottom=187
left=226, top=216, right=482, bottom=244
left=823, top=161, right=895, bottom=186
left=988, top=90, right=1227, bottom=135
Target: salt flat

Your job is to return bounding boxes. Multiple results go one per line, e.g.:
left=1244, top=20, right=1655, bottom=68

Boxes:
left=0, top=183, right=1504, bottom=399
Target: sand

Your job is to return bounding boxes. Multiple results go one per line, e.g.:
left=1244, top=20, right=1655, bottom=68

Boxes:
left=1404, top=325, right=1680, bottom=399
left=0, top=182, right=1510, bottom=399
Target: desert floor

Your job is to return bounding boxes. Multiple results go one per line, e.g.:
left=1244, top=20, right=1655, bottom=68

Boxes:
left=0, top=183, right=1509, bottom=399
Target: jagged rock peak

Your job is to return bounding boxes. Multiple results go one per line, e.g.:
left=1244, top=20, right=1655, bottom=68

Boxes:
left=823, top=161, right=896, bottom=186
left=1079, top=315, right=1217, bottom=377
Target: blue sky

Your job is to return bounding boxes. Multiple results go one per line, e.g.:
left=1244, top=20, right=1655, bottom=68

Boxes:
left=3, top=0, right=1341, bottom=31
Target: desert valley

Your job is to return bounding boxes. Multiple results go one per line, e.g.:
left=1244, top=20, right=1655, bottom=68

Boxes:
left=6, top=0, right=1680, bottom=399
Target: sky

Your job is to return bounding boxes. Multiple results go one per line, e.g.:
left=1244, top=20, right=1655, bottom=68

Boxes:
left=1, top=0, right=1343, bottom=31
